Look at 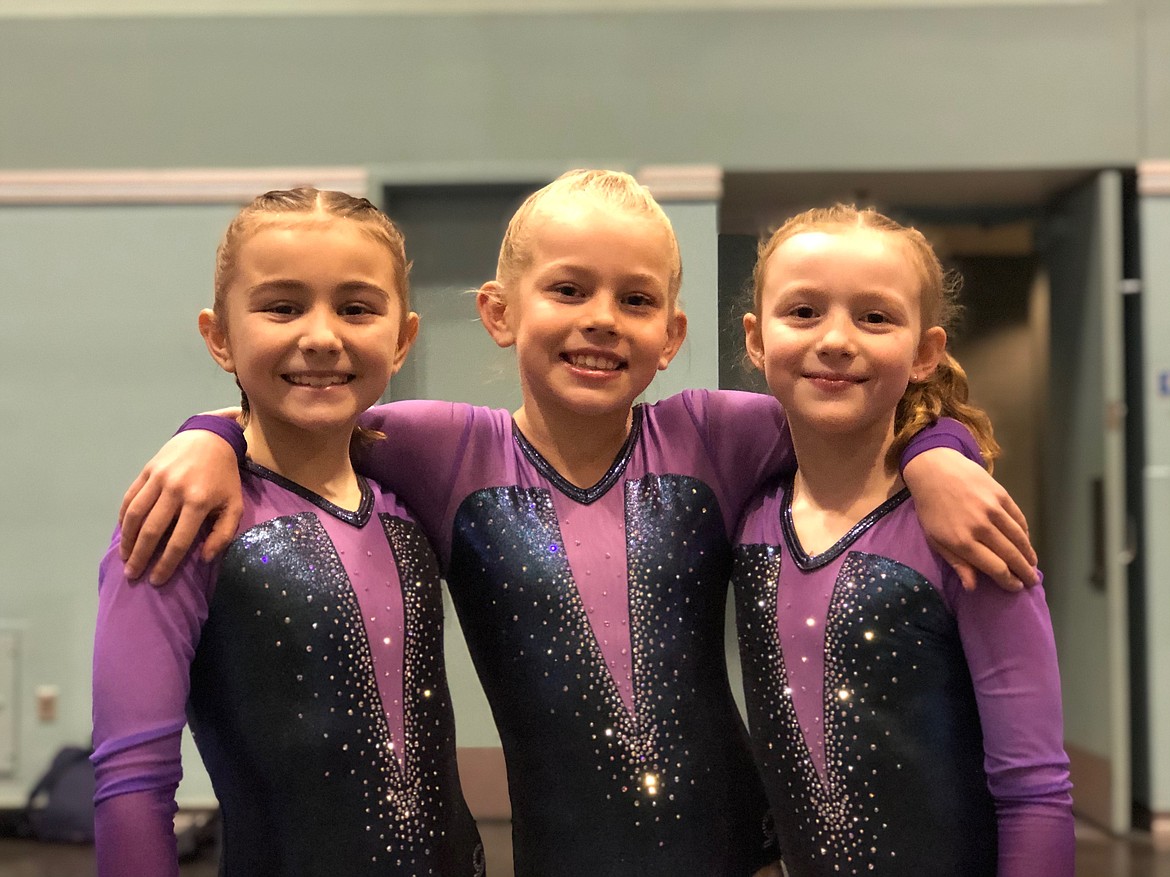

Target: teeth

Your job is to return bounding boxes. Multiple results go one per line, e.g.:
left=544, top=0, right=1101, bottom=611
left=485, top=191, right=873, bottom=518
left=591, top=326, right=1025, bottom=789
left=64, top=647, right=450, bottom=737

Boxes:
left=286, top=374, right=351, bottom=388
left=568, top=354, right=621, bottom=371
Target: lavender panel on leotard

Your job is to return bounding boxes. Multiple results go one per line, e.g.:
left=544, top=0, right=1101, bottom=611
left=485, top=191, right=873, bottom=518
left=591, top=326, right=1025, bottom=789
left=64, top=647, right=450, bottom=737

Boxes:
left=733, top=480, right=1073, bottom=877
left=447, top=473, right=777, bottom=877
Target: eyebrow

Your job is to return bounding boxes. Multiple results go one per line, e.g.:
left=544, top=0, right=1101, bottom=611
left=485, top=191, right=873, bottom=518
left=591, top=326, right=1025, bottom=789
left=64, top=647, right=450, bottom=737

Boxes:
left=246, top=279, right=392, bottom=298
left=544, top=262, right=668, bottom=289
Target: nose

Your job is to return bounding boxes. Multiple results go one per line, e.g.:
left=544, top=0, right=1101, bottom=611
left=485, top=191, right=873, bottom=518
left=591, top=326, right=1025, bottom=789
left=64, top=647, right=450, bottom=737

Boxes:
left=815, top=312, right=857, bottom=359
left=582, top=293, right=619, bottom=335
left=299, top=307, right=343, bottom=355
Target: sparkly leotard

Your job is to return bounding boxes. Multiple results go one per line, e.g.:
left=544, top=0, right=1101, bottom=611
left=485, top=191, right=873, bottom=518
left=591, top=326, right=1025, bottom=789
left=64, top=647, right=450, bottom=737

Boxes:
left=732, top=477, right=1074, bottom=877
left=174, top=393, right=978, bottom=876
left=92, top=461, right=483, bottom=877
left=357, top=391, right=789, bottom=877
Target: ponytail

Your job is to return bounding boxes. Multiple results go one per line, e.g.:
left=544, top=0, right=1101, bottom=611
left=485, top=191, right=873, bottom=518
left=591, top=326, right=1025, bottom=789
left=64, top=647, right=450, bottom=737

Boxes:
left=890, top=351, right=999, bottom=472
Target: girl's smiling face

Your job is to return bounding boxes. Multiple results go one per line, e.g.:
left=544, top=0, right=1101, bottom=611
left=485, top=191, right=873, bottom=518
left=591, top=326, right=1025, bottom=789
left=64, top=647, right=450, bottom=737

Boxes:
left=745, top=227, right=945, bottom=446
left=479, top=195, right=687, bottom=428
left=201, top=221, right=417, bottom=450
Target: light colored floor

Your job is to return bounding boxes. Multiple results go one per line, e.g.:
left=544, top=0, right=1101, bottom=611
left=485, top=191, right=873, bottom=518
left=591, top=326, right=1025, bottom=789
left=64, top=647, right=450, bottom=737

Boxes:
left=1, top=820, right=1167, bottom=875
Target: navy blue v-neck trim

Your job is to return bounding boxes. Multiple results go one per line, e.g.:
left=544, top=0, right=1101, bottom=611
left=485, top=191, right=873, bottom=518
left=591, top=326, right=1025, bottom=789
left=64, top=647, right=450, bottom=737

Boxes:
left=780, top=474, right=911, bottom=571
left=512, top=406, right=643, bottom=505
left=244, top=459, right=374, bottom=527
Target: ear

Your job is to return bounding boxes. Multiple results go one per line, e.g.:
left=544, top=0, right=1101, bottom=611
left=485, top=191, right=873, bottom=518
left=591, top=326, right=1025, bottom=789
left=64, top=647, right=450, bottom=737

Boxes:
left=743, top=312, right=765, bottom=372
left=198, top=308, right=235, bottom=374
left=476, top=281, right=516, bottom=349
left=657, top=309, right=688, bottom=371
left=912, top=326, right=947, bottom=382
left=391, top=311, right=420, bottom=374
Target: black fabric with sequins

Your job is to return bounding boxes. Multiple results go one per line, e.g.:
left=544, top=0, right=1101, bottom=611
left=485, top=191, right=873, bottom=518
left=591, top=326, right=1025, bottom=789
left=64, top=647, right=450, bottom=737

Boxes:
left=734, top=547, right=997, bottom=876
left=187, top=512, right=483, bottom=876
left=448, top=475, right=778, bottom=877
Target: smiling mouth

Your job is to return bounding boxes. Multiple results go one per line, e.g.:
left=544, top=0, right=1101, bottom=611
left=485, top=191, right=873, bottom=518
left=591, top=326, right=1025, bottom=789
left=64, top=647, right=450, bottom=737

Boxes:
left=804, top=372, right=865, bottom=385
left=283, top=373, right=355, bottom=388
left=563, top=353, right=626, bottom=372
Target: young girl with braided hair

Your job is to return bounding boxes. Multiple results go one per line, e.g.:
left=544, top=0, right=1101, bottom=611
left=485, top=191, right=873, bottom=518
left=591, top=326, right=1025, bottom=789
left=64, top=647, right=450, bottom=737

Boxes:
left=92, top=189, right=484, bottom=876
left=113, top=175, right=1038, bottom=876
left=734, top=205, right=1073, bottom=876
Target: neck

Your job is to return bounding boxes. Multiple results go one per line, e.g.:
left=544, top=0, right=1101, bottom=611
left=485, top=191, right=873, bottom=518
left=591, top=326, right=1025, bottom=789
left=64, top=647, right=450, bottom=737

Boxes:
left=513, top=396, right=634, bottom=489
left=786, top=416, right=903, bottom=549
left=244, top=417, right=362, bottom=510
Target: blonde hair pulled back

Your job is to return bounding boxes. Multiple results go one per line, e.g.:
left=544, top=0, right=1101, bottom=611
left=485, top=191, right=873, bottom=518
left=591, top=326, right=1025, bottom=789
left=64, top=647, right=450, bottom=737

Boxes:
left=496, top=169, right=683, bottom=304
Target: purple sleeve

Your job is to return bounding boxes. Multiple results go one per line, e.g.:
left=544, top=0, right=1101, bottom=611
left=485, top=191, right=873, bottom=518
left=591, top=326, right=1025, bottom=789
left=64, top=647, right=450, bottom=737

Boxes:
left=177, top=415, right=246, bottom=466
left=689, top=393, right=984, bottom=527
left=675, top=390, right=793, bottom=526
left=92, top=535, right=215, bottom=877
left=354, top=401, right=474, bottom=542
left=900, top=417, right=985, bottom=470
left=943, top=572, right=1075, bottom=876
left=175, top=402, right=469, bottom=546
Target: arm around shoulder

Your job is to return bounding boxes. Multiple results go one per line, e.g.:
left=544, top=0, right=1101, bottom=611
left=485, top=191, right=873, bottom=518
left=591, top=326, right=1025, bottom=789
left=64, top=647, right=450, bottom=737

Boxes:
left=119, top=422, right=244, bottom=584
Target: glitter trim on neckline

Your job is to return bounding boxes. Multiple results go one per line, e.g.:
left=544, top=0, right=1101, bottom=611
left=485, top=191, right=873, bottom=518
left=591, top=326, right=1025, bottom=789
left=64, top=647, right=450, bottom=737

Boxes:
left=780, top=475, right=910, bottom=571
left=511, top=406, right=644, bottom=505
left=244, top=459, right=374, bottom=527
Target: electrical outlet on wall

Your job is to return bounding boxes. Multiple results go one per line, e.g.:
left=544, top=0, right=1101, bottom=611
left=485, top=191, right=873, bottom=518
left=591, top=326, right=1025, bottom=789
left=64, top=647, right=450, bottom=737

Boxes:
left=35, top=685, right=59, bottom=723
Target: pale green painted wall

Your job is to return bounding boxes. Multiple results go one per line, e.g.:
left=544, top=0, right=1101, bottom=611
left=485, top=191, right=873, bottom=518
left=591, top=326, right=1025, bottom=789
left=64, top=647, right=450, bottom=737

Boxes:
left=0, top=203, right=239, bottom=805
left=0, top=2, right=1164, bottom=171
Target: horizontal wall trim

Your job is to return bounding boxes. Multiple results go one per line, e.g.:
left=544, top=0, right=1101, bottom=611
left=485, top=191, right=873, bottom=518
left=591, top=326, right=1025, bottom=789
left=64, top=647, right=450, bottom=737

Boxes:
left=0, top=167, right=369, bottom=205
left=1139, top=161, right=1170, bottom=197
left=637, top=164, right=723, bottom=202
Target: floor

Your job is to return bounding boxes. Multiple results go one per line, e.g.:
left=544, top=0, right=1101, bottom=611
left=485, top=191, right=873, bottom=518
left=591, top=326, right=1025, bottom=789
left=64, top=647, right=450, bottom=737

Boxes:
left=1, top=820, right=1167, bottom=875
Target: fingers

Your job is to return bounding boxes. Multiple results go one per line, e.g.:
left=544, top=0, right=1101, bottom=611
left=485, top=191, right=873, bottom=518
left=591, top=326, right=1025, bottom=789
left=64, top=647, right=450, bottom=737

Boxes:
left=119, top=470, right=151, bottom=532
left=970, top=506, right=1039, bottom=588
left=200, top=498, right=244, bottom=563
left=941, top=532, right=1027, bottom=593
left=994, top=492, right=1038, bottom=567
left=119, top=474, right=165, bottom=567
left=122, top=490, right=184, bottom=581
left=934, top=544, right=979, bottom=592
left=148, top=505, right=209, bottom=585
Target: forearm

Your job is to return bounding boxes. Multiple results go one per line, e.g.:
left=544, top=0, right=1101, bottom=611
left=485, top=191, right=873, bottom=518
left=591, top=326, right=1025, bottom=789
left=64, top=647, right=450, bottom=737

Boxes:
left=95, top=789, right=180, bottom=877
left=996, top=799, right=1075, bottom=877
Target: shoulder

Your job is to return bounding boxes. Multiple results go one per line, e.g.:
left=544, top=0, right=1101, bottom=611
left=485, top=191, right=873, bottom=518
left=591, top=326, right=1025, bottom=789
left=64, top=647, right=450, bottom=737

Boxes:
left=644, top=389, right=781, bottom=430
left=860, top=497, right=954, bottom=589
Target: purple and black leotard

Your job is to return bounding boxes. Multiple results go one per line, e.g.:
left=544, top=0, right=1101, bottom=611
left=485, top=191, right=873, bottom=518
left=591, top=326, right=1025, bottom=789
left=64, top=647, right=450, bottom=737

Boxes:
left=732, top=475, right=1075, bottom=877
left=92, top=461, right=483, bottom=877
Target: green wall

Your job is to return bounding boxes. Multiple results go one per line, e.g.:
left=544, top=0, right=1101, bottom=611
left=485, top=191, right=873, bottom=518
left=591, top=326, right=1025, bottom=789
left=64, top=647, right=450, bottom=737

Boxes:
left=0, top=1, right=1165, bottom=172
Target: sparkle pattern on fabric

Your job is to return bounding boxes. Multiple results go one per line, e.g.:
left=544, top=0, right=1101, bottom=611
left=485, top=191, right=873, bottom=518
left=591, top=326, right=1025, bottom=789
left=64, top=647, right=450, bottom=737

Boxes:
left=734, top=546, right=997, bottom=877
left=448, top=475, right=778, bottom=876
left=188, top=511, right=482, bottom=875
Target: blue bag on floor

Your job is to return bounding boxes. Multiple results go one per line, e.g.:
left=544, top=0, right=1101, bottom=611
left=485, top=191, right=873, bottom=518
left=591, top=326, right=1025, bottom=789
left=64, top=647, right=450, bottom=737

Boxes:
left=25, top=745, right=96, bottom=844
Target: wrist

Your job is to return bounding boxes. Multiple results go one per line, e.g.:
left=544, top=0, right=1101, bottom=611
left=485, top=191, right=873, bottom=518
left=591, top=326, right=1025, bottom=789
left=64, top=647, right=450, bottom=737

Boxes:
left=176, top=415, right=246, bottom=466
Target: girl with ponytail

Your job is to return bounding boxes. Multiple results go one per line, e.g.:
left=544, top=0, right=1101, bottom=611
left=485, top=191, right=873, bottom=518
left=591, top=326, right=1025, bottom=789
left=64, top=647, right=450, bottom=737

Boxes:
left=734, top=205, right=1073, bottom=876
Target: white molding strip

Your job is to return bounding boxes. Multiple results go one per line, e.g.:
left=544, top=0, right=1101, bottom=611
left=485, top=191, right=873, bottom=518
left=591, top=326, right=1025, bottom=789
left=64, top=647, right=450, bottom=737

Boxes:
left=1138, top=160, right=1170, bottom=197
left=636, top=164, right=723, bottom=203
left=0, top=167, right=369, bottom=205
